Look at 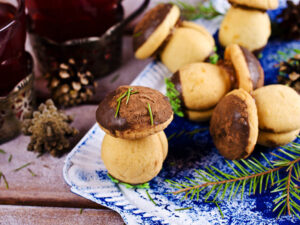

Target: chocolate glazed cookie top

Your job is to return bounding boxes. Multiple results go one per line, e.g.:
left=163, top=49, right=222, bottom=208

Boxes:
left=96, top=86, right=173, bottom=134
left=133, top=4, right=173, bottom=52
left=210, top=94, right=250, bottom=160
left=240, top=46, right=264, bottom=89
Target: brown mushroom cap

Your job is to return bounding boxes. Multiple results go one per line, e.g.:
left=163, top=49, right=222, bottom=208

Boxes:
left=133, top=4, right=180, bottom=59
left=96, top=86, right=173, bottom=139
left=210, top=89, right=258, bottom=160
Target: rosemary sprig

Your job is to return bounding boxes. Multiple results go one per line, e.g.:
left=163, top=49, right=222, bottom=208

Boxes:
left=165, top=78, right=184, bottom=117
left=27, top=168, right=37, bottom=177
left=147, top=103, right=154, bottom=126
left=8, top=154, right=12, bottom=163
left=171, top=0, right=223, bottom=20
left=146, top=190, right=157, bottom=206
left=174, top=206, right=192, bottom=211
left=115, top=88, right=138, bottom=118
left=14, top=162, right=32, bottom=172
left=0, top=172, right=9, bottom=189
left=167, top=140, right=300, bottom=219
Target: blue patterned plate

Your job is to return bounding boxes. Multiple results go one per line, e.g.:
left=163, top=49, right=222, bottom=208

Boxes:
left=63, top=1, right=300, bottom=224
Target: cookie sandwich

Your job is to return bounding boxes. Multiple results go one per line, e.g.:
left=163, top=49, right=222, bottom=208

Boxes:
left=210, top=89, right=259, bottom=160
left=166, top=62, right=231, bottom=121
left=253, top=85, right=300, bottom=147
left=220, top=44, right=264, bottom=93
left=219, top=0, right=278, bottom=53
left=96, top=86, right=173, bottom=184
left=133, top=3, right=215, bottom=73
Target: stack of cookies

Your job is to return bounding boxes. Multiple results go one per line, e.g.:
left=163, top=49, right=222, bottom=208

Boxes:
left=133, top=4, right=215, bottom=73
left=219, top=0, right=279, bottom=53
left=254, top=85, right=300, bottom=148
left=96, top=86, right=173, bottom=184
left=167, top=44, right=264, bottom=122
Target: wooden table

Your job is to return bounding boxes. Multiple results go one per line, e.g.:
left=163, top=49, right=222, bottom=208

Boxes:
left=0, top=35, right=151, bottom=225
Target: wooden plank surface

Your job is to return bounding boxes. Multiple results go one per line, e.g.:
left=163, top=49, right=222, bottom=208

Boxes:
left=0, top=205, right=124, bottom=225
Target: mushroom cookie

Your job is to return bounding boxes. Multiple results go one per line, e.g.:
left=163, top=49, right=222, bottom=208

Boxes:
left=96, top=86, right=173, bottom=184
left=253, top=85, right=300, bottom=147
left=166, top=62, right=231, bottom=121
left=219, top=0, right=278, bottom=52
left=210, top=89, right=259, bottom=160
left=220, top=44, right=264, bottom=93
left=133, top=3, right=215, bottom=73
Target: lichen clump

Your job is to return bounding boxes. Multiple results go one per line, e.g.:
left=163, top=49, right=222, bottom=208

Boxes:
left=22, top=99, right=78, bottom=156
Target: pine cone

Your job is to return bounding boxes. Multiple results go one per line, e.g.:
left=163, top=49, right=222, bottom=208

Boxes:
left=277, top=1, right=300, bottom=40
left=278, top=54, right=300, bottom=94
left=47, top=58, right=97, bottom=107
left=22, top=99, right=78, bottom=157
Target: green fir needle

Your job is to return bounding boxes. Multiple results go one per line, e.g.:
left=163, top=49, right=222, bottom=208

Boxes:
left=146, top=190, right=157, bottom=206
left=175, top=206, right=192, bottom=211
left=14, top=162, right=32, bottom=172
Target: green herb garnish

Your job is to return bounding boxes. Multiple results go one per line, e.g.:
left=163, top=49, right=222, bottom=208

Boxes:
left=126, top=88, right=133, bottom=105
left=133, top=31, right=142, bottom=38
left=0, top=172, right=9, bottom=189
left=146, top=190, right=157, bottom=206
left=174, top=206, right=192, bottom=211
left=110, top=73, right=120, bottom=83
left=115, top=88, right=138, bottom=118
left=165, top=78, right=184, bottom=117
left=0, top=149, right=6, bottom=154
left=8, top=154, right=12, bottom=163
left=147, top=103, right=154, bottom=126
left=171, top=0, right=223, bottom=21
left=27, top=168, right=37, bottom=177
left=107, top=174, right=150, bottom=189
left=14, top=162, right=32, bottom=172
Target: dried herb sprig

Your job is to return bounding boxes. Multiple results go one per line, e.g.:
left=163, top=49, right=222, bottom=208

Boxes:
left=166, top=140, right=300, bottom=219
left=171, top=0, right=223, bottom=21
left=165, top=78, right=184, bottom=117
left=107, top=174, right=150, bottom=189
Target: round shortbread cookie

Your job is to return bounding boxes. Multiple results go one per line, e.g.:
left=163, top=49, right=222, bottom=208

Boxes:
left=257, top=129, right=299, bottom=148
left=133, top=4, right=180, bottom=59
left=171, top=63, right=231, bottom=111
left=219, top=6, right=271, bottom=52
left=229, top=0, right=279, bottom=10
left=253, top=85, right=300, bottom=133
left=210, top=89, right=259, bottom=160
left=160, top=22, right=215, bottom=73
left=101, top=131, right=168, bottom=184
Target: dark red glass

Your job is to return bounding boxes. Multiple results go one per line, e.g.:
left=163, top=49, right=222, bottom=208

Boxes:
left=0, top=0, right=27, bottom=96
left=26, top=0, right=122, bottom=43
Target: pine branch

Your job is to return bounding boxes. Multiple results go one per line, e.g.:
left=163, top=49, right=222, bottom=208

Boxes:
left=167, top=140, right=300, bottom=219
